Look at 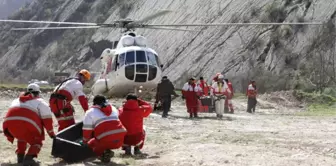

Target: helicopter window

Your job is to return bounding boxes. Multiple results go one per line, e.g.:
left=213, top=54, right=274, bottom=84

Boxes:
left=125, top=51, right=135, bottom=65
left=119, top=53, right=125, bottom=67
left=148, top=65, right=157, bottom=81
left=111, top=55, right=118, bottom=71
left=125, top=65, right=135, bottom=80
left=136, top=51, right=147, bottom=62
left=147, top=52, right=158, bottom=66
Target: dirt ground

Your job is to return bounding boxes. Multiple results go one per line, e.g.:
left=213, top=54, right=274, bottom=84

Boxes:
left=1, top=91, right=336, bottom=166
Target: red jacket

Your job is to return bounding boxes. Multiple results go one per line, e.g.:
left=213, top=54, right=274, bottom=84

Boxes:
left=198, top=80, right=209, bottom=96
left=3, top=93, right=55, bottom=143
left=119, top=99, right=152, bottom=136
left=227, top=81, right=234, bottom=96
left=246, top=84, right=257, bottom=98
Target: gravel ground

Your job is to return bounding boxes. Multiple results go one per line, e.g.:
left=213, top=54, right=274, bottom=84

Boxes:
left=0, top=91, right=336, bottom=166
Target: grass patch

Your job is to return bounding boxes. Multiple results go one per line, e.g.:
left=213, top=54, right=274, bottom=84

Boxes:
left=296, top=104, right=336, bottom=116
left=233, top=93, right=246, bottom=99
left=0, top=83, right=54, bottom=91
left=294, top=90, right=336, bottom=116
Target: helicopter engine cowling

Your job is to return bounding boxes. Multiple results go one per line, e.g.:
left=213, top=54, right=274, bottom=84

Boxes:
left=134, top=36, right=147, bottom=47
left=121, top=35, right=135, bottom=47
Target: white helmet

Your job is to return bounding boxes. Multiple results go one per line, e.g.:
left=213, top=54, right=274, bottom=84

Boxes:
left=218, top=74, right=224, bottom=79
left=27, top=83, right=41, bottom=92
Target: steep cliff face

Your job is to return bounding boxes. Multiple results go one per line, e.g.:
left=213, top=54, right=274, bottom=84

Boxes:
left=0, top=0, right=335, bottom=93
left=0, top=0, right=32, bottom=18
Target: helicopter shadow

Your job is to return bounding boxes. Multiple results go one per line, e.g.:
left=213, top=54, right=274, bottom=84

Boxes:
left=168, top=114, right=235, bottom=121
left=47, top=158, right=127, bottom=166
left=0, top=163, right=17, bottom=166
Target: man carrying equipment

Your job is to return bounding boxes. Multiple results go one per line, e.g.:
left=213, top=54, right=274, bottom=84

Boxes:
left=211, top=75, right=231, bottom=118
left=49, top=69, right=91, bottom=131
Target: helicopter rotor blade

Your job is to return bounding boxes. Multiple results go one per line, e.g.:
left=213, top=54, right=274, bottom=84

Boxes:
left=144, top=22, right=324, bottom=27
left=0, top=19, right=98, bottom=26
left=11, top=26, right=101, bottom=31
left=140, top=26, right=198, bottom=32
left=132, top=10, right=172, bottom=24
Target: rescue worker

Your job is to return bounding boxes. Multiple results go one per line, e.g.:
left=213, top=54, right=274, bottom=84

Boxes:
left=155, top=76, right=179, bottom=118
left=211, top=74, right=231, bottom=118
left=119, top=94, right=152, bottom=155
left=2, top=83, right=55, bottom=165
left=82, top=95, right=127, bottom=163
left=182, top=77, right=202, bottom=118
left=212, top=73, right=221, bottom=84
left=197, top=77, right=210, bottom=112
left=224, top=79, right=234, bottom=114
left=246, top=80, right=257, bottom=113
left=49, top=69, right=91, bottom=131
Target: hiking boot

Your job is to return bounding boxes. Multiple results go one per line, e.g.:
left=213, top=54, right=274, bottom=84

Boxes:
left=134, top=146, right=142, bottom=155
left=17, top=154, right=25, bottom=164
left=23, top=155, right=40, bottom=166
left=189, top=113, right=193, bottom=119
left=99, top=150, right=114, bottom=163
left=124, top=146, right=132, bottom=156
left=193, top=113, right=199, bottom=118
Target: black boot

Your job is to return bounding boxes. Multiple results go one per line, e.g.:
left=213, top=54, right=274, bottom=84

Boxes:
left=99, top=150, right=114, bottom=163
left=124, top=146, right=132, bottom=156
left=23, top=155, right=40, bottom=166
left=134, top=146, right=142, bottom=155
left=193, top=112, right=199, bottom=118
left=189, top=113, right=193, bottom=119
left=17, top=154, right=24, bottom=164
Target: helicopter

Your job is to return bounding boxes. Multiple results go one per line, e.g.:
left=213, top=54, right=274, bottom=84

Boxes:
left=0, top=10, right=324, bottom=97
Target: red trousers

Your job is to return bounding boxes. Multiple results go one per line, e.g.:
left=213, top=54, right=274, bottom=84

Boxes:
left=49, top=98, right=75, bottom=131
left=88, top=133, right=126, bottom=156
left=225, top=98, right=234, bottom=111
left=123, top=131, right=146, bottom=149
left=6, top=123, right=43, bottom=157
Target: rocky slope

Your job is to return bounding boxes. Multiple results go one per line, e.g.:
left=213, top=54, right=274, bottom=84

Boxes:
left=0, top=0, right=335, bottom=93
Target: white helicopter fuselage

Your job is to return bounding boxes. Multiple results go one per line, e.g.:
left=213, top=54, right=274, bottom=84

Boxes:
left=91, top=34, right=163, bottom=97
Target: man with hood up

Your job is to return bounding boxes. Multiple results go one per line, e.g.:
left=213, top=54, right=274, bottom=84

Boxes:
left=155, top=76, right=179, bottom=118
left=2, top=83, right=55, bottom=165
left=82, top=95, right=127, bottom=163
left=119, top=94, right=153, bottom=156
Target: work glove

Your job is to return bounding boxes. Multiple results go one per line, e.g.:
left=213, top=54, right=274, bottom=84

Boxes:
left=79, top=140, right=89, bottom=147
left=49, top=135, right=56, bottom=139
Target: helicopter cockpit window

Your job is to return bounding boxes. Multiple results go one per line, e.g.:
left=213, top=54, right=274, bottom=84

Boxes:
left=136, top=51, right=147, bottom=63
left=125, top=51, right=135, bottom=65
left=119, top=53, right=125, bottom=67
left=147, top=52, right=159, bottom=66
